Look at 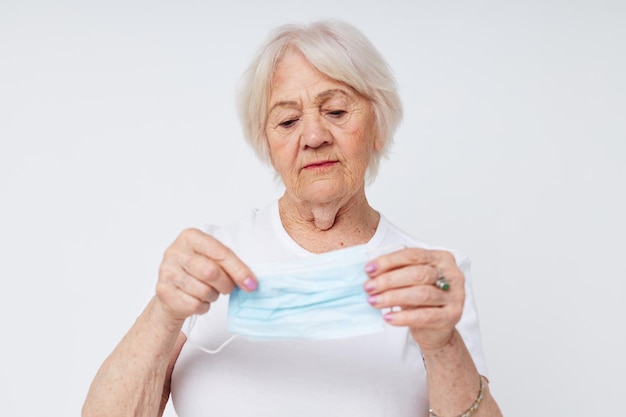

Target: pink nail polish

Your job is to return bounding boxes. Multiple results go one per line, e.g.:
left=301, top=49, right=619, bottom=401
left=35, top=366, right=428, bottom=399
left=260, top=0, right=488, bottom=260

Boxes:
left=365, top=263, right=377, bottom=273
left=243, top=277, right=258, bottom=291
left=383, top=312, right=393, bottom=322
left=364, top=281, right=376, bottom=292
left=367, top=295, right=377, bottom=305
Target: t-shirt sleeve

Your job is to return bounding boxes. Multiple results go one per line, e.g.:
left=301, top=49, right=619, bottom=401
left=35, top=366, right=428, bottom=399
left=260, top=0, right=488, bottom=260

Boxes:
left=454, top=254, right=490, bottom=378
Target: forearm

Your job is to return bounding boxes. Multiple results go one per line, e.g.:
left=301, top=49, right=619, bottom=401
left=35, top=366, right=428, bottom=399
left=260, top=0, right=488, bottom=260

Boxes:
left=422, top=330, right=502, bottom=417
left=82, top=297, right=184, bottom=417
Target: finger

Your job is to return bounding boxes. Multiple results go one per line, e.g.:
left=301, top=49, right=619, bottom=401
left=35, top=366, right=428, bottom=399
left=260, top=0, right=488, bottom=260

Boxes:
left=383, top=307, right=461, bottom=350
left=159, top=257, right=219, bottom=302
left=365, top=249, right=465, bottom=296
left=366, top=248, right=456, bottom=276
left=172, top=269, right=221, bottom=304
left=383, top=304, right=463, bottom=331
left=364, top=264, right=437, bottom=295
left=155, top=279, right=211, bottom=320
left=365, top=248, right=436, bottom=276
left=367, top=286, right=446, bottom=309
left=182, top=228, right=258, bottom=292
left=179, top=252, right=236, bottom=295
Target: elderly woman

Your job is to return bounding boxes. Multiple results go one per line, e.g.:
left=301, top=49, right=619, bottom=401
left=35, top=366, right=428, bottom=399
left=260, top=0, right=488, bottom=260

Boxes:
left=83, top=20, right=502, bottom=417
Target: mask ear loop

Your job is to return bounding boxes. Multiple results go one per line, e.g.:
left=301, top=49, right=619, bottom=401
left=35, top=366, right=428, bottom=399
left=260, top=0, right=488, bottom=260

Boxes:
left=185, top=314, right=238, bottom=354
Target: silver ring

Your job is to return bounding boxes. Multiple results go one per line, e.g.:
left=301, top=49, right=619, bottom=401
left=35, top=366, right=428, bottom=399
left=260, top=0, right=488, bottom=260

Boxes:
left=435, top=276, right=450, bottom=291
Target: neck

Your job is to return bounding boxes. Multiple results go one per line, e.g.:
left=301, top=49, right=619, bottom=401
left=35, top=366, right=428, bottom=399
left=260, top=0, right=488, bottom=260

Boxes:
left=278, top=191, right=380, bottom=253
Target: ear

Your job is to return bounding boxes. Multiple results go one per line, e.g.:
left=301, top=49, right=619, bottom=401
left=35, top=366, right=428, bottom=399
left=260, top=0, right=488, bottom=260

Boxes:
left=373, top=133, right=385, bottom=152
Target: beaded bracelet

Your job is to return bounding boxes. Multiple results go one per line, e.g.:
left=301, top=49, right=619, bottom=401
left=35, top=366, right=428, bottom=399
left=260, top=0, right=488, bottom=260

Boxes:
left=429, top=375, right=485, bottom=417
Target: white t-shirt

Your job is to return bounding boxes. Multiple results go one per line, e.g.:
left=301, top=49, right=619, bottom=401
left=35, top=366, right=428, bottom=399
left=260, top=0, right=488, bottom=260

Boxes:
left=171, top=200, right=488, bottom=417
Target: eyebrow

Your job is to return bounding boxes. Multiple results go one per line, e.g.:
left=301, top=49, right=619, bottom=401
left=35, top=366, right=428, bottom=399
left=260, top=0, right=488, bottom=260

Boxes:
left=268, top=89, right=350, bottom=114
left=316, top=88, right=349, bottom=103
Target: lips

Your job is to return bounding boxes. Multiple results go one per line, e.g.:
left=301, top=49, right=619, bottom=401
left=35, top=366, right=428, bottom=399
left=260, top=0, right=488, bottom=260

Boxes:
left=303, top=160, right=338, bottom=169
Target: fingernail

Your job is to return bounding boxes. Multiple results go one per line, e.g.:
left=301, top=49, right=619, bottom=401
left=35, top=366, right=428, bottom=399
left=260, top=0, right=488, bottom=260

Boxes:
left=364, top=281, right=376, bottom=292
left=243, top=277, right=258, bottom=291
left=365, top=262, right=377, bottom=273
left=383, top=312, right=393, bottom=322
left=367, top=295, right=378, bottom=306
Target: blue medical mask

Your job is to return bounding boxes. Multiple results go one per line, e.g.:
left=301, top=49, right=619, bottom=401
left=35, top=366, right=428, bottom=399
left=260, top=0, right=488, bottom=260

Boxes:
left=227, top=244, right=387, bottom=341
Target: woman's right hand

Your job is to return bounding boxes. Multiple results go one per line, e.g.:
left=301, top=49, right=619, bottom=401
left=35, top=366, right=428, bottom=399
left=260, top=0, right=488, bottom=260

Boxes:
left=155, top=228, right=258, bottom=324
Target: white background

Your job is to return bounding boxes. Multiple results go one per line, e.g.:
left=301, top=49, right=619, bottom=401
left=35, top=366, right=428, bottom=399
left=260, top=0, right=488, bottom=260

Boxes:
left=1, top=1, right=625, bottom=416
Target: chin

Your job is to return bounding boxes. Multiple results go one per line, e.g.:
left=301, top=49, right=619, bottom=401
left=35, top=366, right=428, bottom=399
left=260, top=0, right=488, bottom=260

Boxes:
left=299, top=181, right=352, bottom=204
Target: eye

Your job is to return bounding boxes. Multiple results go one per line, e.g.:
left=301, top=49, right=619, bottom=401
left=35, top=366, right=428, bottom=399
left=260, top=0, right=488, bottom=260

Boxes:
left=278, top=118, right=298, bottom=128
left=326, top=110, right=347, bottom=118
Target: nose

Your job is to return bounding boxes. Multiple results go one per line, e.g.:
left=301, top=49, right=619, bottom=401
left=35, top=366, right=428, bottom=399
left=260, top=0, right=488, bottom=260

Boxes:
left=300, top=113, right=332, bottom=149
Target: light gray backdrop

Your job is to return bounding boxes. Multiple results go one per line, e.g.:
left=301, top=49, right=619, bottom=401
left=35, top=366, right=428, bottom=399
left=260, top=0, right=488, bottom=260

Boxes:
left=1, top=1, right=624, bottom=416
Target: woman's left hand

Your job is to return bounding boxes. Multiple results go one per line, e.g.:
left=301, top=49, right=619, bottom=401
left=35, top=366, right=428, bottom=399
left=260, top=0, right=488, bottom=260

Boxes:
left=364, top=248, right=465, bottom=351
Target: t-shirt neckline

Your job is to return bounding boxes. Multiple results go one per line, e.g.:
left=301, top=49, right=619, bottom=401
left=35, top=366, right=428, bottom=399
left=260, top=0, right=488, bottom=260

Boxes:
left=269, top=199, right=388, bottom=258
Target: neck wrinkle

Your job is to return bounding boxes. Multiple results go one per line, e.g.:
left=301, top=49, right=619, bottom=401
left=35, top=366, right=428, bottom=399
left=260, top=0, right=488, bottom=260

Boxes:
left=278, top=194, right=380, bottom=253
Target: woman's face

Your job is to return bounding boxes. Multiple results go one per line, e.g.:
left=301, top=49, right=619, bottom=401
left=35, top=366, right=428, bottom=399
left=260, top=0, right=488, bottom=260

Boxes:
left=265, top=49, right=381, bottom=206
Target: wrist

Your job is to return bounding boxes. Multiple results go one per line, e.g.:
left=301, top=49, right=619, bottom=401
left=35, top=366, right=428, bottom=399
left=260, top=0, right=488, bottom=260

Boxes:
left=148, top=297, right=187, bottom=333
left=418, top=329, right=459, bottom=357
left=420, top=330, right=485, bottom=417
left=429, top=375, right=485, bottom=417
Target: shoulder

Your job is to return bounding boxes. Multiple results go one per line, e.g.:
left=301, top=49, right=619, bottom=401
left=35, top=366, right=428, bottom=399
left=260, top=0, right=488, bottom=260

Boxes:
left=377, top=214, right=470, bottom=268
left=198, top=200, right=289, bottom=264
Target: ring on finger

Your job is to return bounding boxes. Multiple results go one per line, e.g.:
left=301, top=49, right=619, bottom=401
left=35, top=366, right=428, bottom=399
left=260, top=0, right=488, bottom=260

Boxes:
left=435, top=269, right=450, bottom=291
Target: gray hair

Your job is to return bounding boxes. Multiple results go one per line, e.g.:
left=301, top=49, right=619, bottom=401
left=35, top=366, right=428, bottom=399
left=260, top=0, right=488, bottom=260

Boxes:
left=236, top=20, right=403, bottom=182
